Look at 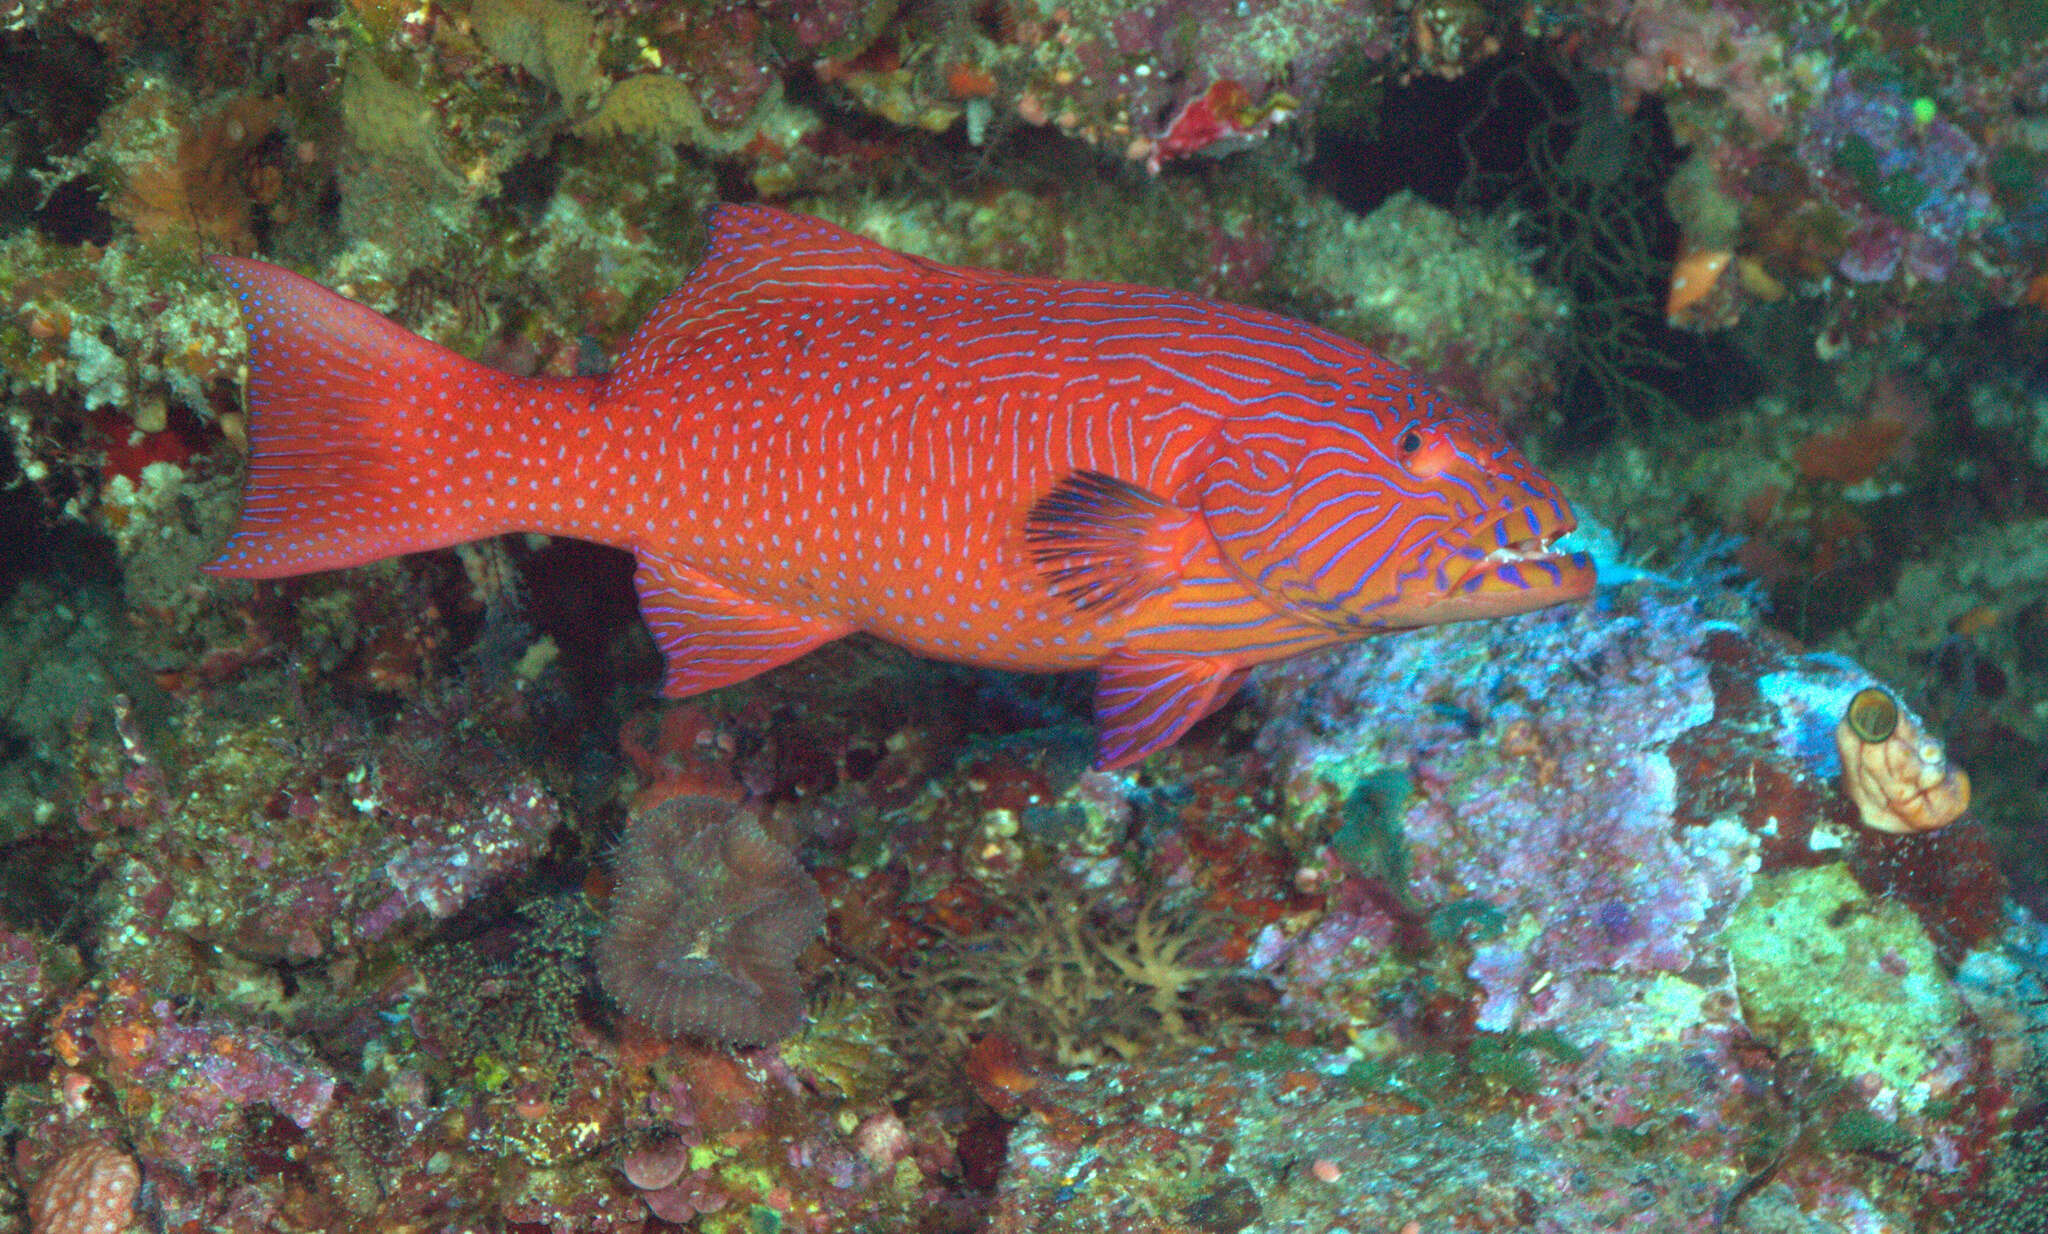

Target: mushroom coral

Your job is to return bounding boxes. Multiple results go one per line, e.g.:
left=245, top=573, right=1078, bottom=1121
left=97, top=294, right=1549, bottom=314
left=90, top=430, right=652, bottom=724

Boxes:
left=597, top=794, right=825, bottom=1044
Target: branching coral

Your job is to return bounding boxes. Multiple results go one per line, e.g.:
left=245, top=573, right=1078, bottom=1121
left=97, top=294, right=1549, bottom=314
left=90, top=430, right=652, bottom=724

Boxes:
left=898, top=884, right=1244, bottom=1066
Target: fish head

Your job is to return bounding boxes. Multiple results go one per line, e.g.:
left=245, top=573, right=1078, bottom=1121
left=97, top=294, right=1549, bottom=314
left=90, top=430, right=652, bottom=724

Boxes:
left=1196, top=382, right=1595, bottom=633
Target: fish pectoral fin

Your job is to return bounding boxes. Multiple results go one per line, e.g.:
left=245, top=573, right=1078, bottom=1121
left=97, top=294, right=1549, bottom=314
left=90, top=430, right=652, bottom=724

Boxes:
left=1092, top=652, right=1250, bottom=770
left=1025, top=470, right=1207, bottom=612
left=632, top=551, right=854, bottom=697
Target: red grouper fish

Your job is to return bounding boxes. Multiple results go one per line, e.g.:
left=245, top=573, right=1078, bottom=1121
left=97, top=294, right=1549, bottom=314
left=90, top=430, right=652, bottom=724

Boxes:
left=205, top=204, right=1595, bottom=768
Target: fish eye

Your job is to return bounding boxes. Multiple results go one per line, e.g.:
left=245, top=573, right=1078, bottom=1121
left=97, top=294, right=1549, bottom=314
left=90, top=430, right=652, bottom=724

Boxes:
left=1395, top=424, right=1455, bottom=478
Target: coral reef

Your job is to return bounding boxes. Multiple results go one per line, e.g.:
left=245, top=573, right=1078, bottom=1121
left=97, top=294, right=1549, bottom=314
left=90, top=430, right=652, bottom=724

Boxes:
left=1272, top=189, right=1571, bottom=419
left=1246, top=581, right=2015, bottom=1226
left=979, top=1048, right=1765, bottom=1232
left=82, top=679, right=564, bottom=978
left=5, top=0, right=2048, bottom=1226
left=39, top=973, right=338, bottom=1175
left=1725, top=862, right=1964, bottom=1107
left=899, top=880, right=1245, bottom=1066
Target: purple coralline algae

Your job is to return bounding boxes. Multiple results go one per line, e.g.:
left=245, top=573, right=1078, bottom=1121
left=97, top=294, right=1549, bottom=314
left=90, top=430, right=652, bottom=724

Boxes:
left=1798, top=78, right=1990, bottom=286
left=1257, top=586, right=1733, bottom=1035
left=45, top=976, right=336, bottom=1159
left=1242, top=580, right=2015, bottom=1227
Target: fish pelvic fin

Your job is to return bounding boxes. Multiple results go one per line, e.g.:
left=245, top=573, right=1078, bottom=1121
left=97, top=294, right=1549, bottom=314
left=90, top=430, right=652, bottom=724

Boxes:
left=632, top=549, right=856, bottom=697
left=1092, top=652, right=1250, bottom=770
left=204, top=256, right=599, bottom=578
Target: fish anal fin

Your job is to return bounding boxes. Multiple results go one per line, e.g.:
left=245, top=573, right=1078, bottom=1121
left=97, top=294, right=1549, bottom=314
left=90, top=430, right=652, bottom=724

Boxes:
left=632, top=551, right=853, bottom=697
left=1093, top=652, right=1250, bottom=770
left=1025, top=470, right=1207, bottom=612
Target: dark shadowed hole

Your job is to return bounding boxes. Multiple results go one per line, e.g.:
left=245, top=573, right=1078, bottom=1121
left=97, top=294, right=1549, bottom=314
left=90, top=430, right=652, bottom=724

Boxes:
left=1306, top=49, right=1756, bottom=447
left=493, top=150, right=565, bottom=226
left=30, top=176, right=113, bottom=246
left=2, top=28, right=110, bottom=237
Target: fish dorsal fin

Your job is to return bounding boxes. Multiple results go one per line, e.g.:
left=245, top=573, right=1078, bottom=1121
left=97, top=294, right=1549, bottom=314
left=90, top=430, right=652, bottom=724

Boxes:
left=691, top=204, right=964, bottom=303
left=615, top=205, right=983, bottom=369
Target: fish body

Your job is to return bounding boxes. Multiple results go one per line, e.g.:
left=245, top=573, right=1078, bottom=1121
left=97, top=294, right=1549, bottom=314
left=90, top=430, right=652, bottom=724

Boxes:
left=207, top=205, right=1594, bottom=767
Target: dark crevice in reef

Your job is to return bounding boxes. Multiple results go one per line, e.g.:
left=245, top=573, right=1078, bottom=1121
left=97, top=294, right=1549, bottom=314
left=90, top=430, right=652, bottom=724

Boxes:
left=1307, top=49, right=1757, bottom=448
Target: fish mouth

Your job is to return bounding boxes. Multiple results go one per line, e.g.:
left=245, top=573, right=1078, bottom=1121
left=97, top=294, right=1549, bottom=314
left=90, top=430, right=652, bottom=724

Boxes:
left=1431, top=508, right=1598, bottom=620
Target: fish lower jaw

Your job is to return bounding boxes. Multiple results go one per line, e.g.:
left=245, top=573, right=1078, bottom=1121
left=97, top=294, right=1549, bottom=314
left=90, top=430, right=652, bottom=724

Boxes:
left=1441, top=536, right=1599, bottom=608
left=1476, top=536, right=1577, bottom=569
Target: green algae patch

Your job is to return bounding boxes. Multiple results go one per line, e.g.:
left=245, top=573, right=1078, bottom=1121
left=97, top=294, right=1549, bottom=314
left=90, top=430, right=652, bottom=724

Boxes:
left=472, top=0, right=607, bottom=110
left=1724, top=864, right=1961, bottom=1111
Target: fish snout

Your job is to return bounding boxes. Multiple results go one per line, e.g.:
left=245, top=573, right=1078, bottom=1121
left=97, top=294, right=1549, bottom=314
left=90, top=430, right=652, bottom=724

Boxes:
left=1426, top=499, right=1597, bottom=621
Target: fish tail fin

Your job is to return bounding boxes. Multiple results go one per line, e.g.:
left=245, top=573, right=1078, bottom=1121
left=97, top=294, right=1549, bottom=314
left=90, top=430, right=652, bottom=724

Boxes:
left=204, top=256, right=596, bottom=578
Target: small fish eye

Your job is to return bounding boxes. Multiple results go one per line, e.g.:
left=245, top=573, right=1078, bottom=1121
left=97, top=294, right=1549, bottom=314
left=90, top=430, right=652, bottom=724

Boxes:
left=1399, top=429, right=1423, bottom=454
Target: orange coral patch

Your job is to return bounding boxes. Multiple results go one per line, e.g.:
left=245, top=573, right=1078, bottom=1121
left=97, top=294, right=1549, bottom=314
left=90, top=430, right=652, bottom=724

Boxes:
left=964, top=1034, right=1042, bottom=1117
left=1665, top=246, right=1731, bottom=320
left=946, top=62, right=998, bottom=99
left=1793, top=418, right=1907, bottom=485
left=2026, top=267, right=2048, bottom=311
left=112, top=95, right=284, bottom=252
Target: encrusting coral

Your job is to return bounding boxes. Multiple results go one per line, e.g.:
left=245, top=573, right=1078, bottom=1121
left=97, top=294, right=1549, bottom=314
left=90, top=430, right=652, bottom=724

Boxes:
left=596, top=793, right=825, bottom=1045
